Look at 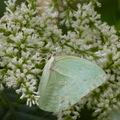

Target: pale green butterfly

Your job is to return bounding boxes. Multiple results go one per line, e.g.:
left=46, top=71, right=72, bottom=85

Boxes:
left=38, top=55, right=106, bottom=112
left=108, top=112, right=120, bottom=120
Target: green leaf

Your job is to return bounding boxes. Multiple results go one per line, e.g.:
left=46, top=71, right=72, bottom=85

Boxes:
left=0, top=88, right=56, bottom=120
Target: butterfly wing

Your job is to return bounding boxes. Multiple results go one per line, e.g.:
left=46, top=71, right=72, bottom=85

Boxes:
left=38, top=56, right=106, bottom=112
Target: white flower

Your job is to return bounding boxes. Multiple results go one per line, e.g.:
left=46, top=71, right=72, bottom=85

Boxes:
left=0, top=84, right=4, bottom=91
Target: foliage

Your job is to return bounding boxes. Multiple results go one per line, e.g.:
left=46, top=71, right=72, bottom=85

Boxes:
left=0, top=87, right=56, bottom=120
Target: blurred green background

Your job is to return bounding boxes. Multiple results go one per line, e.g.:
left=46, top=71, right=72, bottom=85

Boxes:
left=0, top=0, right=120, bottom=30
left=0, top=0, right=24, bottom=17
left=0, top=0, right=6, bottom=18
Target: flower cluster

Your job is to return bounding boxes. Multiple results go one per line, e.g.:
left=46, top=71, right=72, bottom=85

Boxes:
left=51, top=0, right=120, bottom=120
left=0, top=0, right=63, bottom=106
left=0, top=0, right=120, bottom=120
